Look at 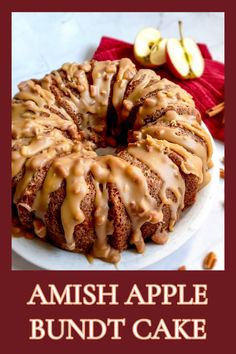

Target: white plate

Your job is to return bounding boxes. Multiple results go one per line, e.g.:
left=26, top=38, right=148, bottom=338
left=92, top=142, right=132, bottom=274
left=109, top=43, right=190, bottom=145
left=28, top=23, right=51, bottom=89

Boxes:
left=12, top=124, right=219, bottom=270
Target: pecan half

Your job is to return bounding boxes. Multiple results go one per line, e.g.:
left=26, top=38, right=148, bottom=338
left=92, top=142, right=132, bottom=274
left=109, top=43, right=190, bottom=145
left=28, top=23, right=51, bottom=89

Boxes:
left=203, top=252, right=217, bottom=270
left=178, top=265, right=186, bottom=271
left=220, top=168, right=224, bottom=179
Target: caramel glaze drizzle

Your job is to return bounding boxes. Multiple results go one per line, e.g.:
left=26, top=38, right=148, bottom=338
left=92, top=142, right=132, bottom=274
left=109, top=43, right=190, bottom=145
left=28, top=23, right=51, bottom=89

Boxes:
left=137, top=110, right=213, bottom=188
left=12, top=59, right=213, bottom=263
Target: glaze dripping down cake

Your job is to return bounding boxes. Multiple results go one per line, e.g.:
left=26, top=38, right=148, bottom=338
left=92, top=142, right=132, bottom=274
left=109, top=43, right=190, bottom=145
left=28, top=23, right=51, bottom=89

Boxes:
left=12, top=58, right=213, bottom=263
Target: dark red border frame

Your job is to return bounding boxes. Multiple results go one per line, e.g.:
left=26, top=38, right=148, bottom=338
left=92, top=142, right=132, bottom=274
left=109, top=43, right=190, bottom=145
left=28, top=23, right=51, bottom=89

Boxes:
left=1, top=1, right=233, bottom=353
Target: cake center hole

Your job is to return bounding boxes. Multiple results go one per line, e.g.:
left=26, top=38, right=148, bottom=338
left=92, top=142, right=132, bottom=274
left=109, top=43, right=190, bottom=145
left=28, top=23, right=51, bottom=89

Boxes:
left=96, top=147, right=116, bottom=156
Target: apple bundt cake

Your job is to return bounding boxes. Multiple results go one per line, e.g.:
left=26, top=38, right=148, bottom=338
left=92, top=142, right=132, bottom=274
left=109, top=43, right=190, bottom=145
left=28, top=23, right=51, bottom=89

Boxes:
left=12, top=58, right=213, bottom=263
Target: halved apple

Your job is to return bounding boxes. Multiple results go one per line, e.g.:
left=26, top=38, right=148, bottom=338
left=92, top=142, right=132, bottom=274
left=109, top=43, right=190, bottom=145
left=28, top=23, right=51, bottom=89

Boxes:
left=166, top=22, right=204, bottom=79
left=166, top=37, right=204, bottom=79
left=166, top=38, right=190, bottom=79
left=134, top=27, right=162, bottom=67
left=150, top=38, right=167, bottom=66
left=183, top=38, right=205, bottom=78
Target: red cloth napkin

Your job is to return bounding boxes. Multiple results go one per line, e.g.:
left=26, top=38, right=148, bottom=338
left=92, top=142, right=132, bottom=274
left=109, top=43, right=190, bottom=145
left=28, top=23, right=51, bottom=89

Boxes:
left=93, top=36, right=224, bottom=141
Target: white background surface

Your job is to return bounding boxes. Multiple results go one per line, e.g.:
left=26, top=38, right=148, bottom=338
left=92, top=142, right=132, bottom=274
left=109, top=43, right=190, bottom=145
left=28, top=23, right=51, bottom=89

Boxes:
left=11, top=12, right=225, bottom=270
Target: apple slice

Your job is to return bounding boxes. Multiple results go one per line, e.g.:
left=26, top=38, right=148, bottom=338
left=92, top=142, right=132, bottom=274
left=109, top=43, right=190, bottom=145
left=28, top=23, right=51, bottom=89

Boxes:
left=134, top=27, right=162, bottom=67
left=150, top=38, right=167, bottom=66
left=166, top=21, right=204, bottom=79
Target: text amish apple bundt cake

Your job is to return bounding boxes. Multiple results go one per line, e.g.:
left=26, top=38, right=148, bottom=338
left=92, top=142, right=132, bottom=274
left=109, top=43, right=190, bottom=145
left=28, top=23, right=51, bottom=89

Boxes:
left=12, top=58, right=213, bottom=263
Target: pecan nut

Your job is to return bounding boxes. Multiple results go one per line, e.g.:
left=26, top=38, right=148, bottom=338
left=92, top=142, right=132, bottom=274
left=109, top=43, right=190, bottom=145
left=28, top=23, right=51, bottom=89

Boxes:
left=203, top=252, right=217, bottom=270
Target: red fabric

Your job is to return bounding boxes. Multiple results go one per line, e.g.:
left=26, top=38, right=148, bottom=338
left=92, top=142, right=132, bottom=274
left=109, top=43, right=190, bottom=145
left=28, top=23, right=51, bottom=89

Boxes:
left=93, top=36, right=224, bottom=141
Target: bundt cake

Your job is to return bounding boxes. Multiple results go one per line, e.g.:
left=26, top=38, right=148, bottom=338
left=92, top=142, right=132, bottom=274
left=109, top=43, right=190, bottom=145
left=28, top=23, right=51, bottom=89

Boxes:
left=12, top=58, right=213, bottom=263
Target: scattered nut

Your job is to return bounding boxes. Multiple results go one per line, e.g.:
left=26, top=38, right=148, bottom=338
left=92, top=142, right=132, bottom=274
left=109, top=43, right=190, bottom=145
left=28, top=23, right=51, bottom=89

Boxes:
left=151, top=230, right=168, bottom=245
left=178, top=265, right=186, bottom=271
left=11, top=225, right=22, bottom=237
left=203, top=252, right=217, bottom=270
left=220, top=168, right=224, bottom=179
